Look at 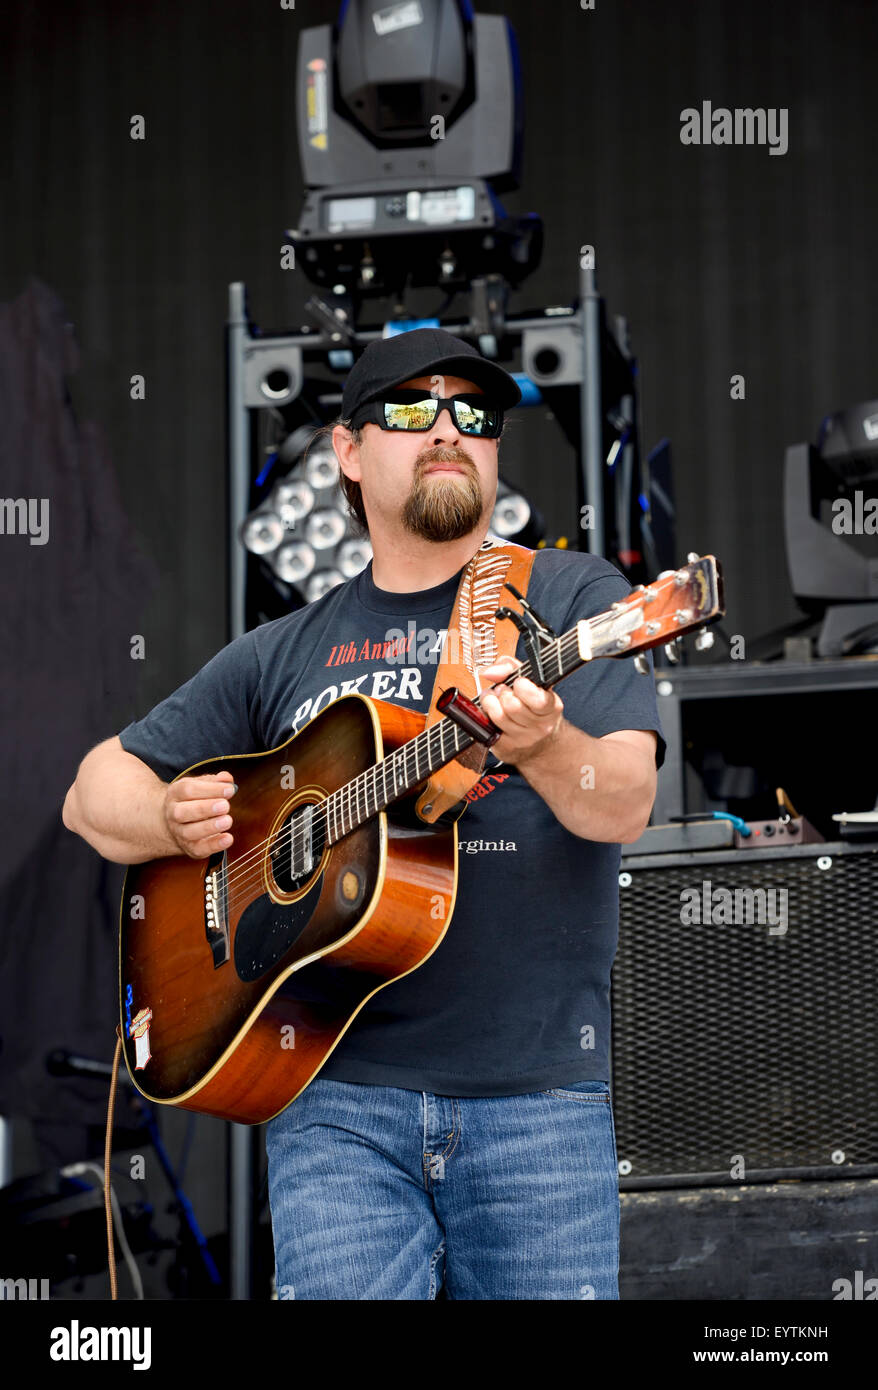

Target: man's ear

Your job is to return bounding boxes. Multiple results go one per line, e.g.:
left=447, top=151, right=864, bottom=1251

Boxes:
left=332, top=424, right=362, bottom=481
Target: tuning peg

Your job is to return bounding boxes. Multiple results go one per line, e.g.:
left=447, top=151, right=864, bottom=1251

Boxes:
left=663, top=639, right=681, bottom=664
left=694, top=626, right=715, bottom=651
left=634, top=654, right=650, bottom=674
left=686, top=551, right=700, bottom=563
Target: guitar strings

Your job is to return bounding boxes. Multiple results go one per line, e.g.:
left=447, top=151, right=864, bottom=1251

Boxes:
left=213, top=612, right=621, bottom=908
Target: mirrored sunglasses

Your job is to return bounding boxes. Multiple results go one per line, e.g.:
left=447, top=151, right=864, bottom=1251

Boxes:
left=350, top=390, right=503, bottom=438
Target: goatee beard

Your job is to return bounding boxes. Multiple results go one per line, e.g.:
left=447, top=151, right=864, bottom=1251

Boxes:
left=401, top=446, right=484, bottom=543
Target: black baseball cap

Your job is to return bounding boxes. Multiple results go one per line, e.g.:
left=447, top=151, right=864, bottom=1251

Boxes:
left=341, top=327, right=522, bottom=420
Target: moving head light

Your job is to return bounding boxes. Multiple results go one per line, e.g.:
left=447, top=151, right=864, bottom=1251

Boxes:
left=784, top=399, right=878, bottom=656
left=289, top=0, right=542, bottom=299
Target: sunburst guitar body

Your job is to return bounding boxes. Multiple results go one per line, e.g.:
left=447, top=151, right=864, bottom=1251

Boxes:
left=119, top=696, right=457, bottom=1124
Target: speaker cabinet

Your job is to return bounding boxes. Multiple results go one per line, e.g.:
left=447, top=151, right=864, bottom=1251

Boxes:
left=611, top=840, right=878, bottom=1185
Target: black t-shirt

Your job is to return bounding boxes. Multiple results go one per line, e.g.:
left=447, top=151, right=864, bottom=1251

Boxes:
left=118, top=545, right=666, bottom=1096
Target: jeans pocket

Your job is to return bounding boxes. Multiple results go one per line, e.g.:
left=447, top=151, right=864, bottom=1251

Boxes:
left=541, top=1079, right=611, bottom=1102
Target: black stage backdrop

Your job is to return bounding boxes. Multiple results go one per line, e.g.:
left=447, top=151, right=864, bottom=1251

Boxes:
left=0, top=0, right=875, bottom=1221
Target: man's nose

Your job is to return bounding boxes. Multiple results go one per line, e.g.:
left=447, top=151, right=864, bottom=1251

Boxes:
left=427, top=403, right=461, bottom=443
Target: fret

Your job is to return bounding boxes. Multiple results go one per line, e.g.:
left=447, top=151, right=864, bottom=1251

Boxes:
left=431, top=725, right=444, bottom=773
left=439, top=722, right=452, bottom=764
left=441, top=723, right=453, bottom=761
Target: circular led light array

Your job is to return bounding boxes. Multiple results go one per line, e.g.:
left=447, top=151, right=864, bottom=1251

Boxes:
left=240, top=441, right=372, bottom=605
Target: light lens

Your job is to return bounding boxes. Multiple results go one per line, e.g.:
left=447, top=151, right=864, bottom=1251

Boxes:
left=273, top=540, right=316, bottom=583
left=337, top=537, right=373, bottom=577
left=305, top=449, right=339, bottom=489
left=241, top=510, right=284, bottom=554
left=491, top=493, right=531, bottom=536
left=306, top=569, right=344, bottom=602
left=305, top=508, right=347, bottom=550
left=274, top=479, right=314, bottom=525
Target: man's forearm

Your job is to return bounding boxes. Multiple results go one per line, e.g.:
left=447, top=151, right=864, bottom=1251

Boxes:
left=513, top=717, right=655, bottom=842
left=62, top=739, right=180, bottom=864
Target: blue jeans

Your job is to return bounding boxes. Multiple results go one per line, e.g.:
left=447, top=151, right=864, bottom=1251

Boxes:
left=265, top=1077, right=619, bottom=1300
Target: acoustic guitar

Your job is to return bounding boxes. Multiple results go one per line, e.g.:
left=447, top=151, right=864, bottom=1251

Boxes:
left=119, top=555, right=723, bottom=1123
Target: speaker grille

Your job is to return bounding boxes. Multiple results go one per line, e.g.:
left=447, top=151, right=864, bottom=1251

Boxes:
left=611, top=843, right=878, bottom=1180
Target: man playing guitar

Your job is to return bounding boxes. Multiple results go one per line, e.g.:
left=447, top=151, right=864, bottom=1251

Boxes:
left=63, top=328, right=665, bottom=1300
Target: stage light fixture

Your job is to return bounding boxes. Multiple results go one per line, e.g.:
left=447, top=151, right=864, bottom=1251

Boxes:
left=239, top=439, right=373, bottom=610
left=491, top=485, right=531, bottom=539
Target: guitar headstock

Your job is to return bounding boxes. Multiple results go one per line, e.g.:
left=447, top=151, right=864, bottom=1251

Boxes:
left=579, top=554, right=725, bottom=662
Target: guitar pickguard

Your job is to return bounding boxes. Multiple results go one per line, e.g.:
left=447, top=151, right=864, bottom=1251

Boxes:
left=233, top=873, right=326, bottom=983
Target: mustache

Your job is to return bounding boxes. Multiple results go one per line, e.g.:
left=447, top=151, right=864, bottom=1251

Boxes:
left=416, top=445, right=475, bottom=471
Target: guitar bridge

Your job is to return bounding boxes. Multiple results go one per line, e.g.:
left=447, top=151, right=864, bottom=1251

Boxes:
left=204, top=851, right=230, bottom=967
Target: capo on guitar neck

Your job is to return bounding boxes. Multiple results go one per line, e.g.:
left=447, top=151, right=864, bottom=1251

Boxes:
left=494, top=581, right=557, bottom=686
left=437, top=686, right=501, bottom=746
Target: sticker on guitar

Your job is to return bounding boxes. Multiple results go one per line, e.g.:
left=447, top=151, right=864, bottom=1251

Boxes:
left=129, top=1007, right=154, bottom=1069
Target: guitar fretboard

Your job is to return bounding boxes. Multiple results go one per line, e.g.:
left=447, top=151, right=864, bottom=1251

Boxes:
left=322, top=620, right=594, bottom=844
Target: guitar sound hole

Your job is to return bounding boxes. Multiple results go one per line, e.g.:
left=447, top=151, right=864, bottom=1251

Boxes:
left=270, top=801, right=327, bottom=893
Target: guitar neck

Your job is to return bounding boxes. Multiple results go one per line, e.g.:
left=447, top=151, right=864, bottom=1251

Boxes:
left=321, top=613, right=606, bottom=844
left=320, top=554, right=723, bottom=845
